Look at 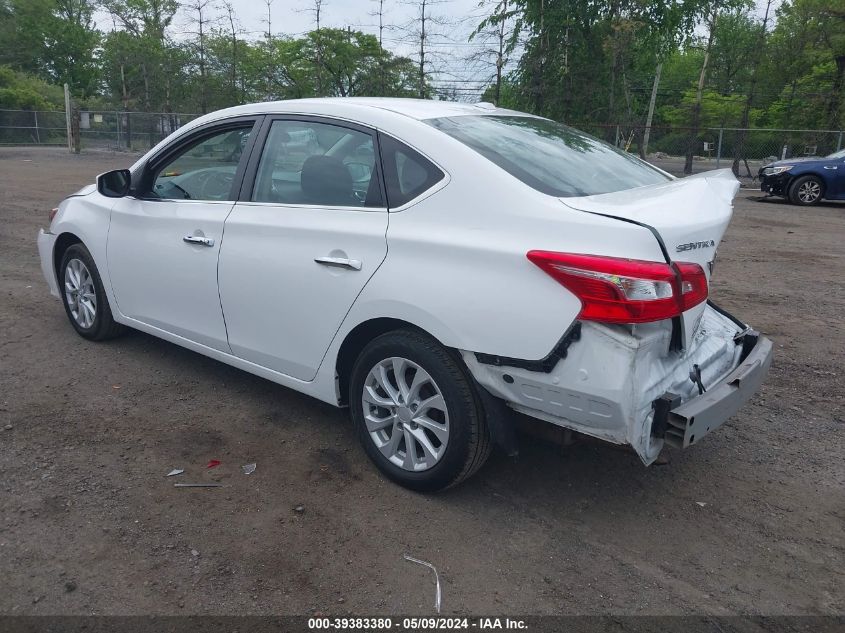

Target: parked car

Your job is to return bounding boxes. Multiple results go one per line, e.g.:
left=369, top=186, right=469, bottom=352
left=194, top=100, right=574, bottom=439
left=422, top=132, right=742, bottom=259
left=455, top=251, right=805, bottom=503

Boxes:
left=759, top=148, right=845, bottom=205
left=37, top=98, right=772, bottom=491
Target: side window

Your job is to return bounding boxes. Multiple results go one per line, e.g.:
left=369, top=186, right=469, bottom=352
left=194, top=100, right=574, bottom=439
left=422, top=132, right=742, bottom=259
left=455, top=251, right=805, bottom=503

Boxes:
left=379, top=134, right=445, bottom=208
left=252, top=120, right=382, bottom=208
left=151, top=125, right=253, bottom=201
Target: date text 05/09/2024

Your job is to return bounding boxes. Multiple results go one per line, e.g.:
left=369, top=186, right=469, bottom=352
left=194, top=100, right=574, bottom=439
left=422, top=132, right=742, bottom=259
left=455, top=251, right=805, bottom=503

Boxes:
left=307, top=617, right=528, bottom=630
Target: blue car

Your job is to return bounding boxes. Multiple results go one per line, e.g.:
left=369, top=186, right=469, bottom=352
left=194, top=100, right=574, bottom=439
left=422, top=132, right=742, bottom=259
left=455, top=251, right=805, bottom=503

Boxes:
left=759, top=149, right=845, bottom=206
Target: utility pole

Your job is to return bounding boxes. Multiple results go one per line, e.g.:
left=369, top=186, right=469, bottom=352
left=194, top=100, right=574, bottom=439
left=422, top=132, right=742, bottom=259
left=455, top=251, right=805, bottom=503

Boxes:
left=313, top=0, right=326, bottom=96
left=379, top=0, right=385, bottom=95
left=419, top=0, right=426, bottom=98
left=264, top=0, right=274, bottom=99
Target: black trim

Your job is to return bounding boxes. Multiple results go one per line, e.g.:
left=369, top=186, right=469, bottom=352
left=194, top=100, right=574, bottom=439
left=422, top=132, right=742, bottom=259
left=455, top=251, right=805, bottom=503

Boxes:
left=475, top=322, right=581, bottom=373
left=237, top=114, right=387, bottom=208
left=651, top=392, right=681, bottom=438
left=133, top=115, right=263, bottom=201
left=707, top=299, right=748, bottom=331
left=736, top=328, right=760, bottom=362
left=472, top=378, right=519, bottom=456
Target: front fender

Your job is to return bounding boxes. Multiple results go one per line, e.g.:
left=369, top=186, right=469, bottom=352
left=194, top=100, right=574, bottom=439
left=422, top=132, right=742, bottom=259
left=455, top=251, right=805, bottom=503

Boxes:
left=48, top=194, right=120, bottom=316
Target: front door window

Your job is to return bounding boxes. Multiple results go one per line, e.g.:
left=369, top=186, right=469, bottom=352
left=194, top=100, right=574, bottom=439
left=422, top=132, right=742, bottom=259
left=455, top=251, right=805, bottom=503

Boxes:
left=151, top=126, right=253, bottom=201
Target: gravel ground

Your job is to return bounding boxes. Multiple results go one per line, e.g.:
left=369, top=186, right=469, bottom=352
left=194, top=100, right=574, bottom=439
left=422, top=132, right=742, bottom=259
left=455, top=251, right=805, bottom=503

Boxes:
left=1, top=147, right=843, bottom=616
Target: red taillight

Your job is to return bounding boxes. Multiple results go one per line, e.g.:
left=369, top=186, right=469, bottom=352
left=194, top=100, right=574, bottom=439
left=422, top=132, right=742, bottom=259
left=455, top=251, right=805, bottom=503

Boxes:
left=526, top=251, right=708, bottom=324
left=48, top=208, right=59, bottom=224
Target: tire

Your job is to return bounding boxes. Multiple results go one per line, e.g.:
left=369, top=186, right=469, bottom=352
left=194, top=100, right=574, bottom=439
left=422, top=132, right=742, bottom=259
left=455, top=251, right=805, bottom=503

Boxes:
left=349, top=329, right=491, bottom=492
left=788, top=175, right=824, bottom=206
left=59, top=243, right=126, bottom=341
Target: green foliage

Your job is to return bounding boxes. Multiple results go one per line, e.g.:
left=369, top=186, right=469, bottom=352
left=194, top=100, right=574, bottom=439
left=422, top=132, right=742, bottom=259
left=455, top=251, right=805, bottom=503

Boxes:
left=0, top=65, right=64, bottom=109
left=0, top=0, right=100, bottom=96
left=659, top=88, right=761, bottom=128
left=0, top=0, right=841, bottom=135
left=496, top=0, right=844, bottom=132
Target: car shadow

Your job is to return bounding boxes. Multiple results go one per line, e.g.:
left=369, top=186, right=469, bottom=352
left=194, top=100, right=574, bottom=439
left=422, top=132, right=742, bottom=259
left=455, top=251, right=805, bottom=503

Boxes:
left=113, top=327, right=702, bottom=508
left=746, top=194, right=845, bottom=208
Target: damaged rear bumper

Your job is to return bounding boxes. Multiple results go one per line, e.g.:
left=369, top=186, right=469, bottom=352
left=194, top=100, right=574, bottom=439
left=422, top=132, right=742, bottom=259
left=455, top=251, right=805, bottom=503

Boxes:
left=655, top=330, right=772, bottom=449
left=463, top=304, right=773, bottom=465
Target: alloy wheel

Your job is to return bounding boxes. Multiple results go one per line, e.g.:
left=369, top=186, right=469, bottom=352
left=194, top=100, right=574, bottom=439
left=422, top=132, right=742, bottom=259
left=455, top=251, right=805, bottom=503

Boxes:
left=798, top=180, right=821, bottom=203
left=361, top=357, right=450, bottom=472
left=64, top=258, right=97, bottom=329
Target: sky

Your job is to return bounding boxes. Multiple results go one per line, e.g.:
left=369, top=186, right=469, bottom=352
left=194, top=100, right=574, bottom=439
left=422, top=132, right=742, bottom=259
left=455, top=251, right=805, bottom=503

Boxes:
left=92, top=0, right=780, bottom=101
left=225, top=0, right=507, bottom=100
left=94, top=0, right=506, bottom=100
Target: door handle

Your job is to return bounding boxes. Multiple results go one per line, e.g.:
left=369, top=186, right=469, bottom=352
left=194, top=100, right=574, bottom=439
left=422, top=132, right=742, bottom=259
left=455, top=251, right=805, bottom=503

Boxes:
left=183, top=235, right=215, bottom=247
left=314, top=256, right=362, bottom=271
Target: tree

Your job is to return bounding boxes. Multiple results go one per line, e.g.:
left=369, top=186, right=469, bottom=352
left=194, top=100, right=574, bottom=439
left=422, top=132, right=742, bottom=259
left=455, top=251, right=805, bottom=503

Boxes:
left=369, top=0, right=391, bottom=95
left=470, top=0, right=521, bottom=105
left=684, top=1, right=720, bottom=174
left=398, top=0, right=454, bottom=98
left=730, top=0, right=774, bottom=176
left=100, top=0, right=179, bottom=111
left=0, top=65, right=64, bottom=110
left=42, top=0, right=100, bottom=97
left=183, top=0, right=216, bottom=113
left=305, top=0, right=328, bottom=95
left=221, top=2, right=242, bottom=103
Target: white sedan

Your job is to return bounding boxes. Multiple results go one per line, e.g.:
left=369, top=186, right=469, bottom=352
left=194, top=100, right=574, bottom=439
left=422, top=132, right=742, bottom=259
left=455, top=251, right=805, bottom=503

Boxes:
left=37, top=98, right=772, bottom=491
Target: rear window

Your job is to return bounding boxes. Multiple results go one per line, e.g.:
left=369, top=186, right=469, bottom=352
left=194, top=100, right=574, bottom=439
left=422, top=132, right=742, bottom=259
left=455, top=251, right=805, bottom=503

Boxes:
left=426, top=115, right=670, bottom=197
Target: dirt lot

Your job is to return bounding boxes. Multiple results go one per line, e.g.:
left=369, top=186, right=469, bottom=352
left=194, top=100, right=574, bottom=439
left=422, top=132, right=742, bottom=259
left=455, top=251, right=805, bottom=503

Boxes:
left=1, top=146, right=843, bottom=616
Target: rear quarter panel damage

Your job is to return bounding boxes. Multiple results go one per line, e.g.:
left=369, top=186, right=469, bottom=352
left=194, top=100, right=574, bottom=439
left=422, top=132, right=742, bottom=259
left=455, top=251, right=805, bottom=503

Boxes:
left=464, top=305, right=743, bottom=464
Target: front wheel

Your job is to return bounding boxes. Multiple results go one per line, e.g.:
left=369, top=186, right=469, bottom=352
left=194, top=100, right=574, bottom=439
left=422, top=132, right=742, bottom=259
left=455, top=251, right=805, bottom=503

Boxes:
left=788, top=175, right=824, bottom=206
left=349, top=329, right=491, bottom=492
left=59, top=243, right=125, bottom=341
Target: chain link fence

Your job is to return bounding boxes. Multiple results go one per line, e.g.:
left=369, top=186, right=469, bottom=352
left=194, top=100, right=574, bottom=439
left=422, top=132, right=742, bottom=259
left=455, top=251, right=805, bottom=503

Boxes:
left=0, top=109, right=67, bottom=145
left=3, top=109, right=843, bottom=183
left=577, top=123, right=845, bottom=180
left=0, top=109, right=200, bottom=151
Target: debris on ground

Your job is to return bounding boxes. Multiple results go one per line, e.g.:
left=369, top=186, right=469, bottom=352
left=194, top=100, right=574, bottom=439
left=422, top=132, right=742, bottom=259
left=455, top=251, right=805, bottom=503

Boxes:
left=166, top=469, right=184, bottom=477
left=294, top=505, right=305, bottom=513
left=174, top=483, right=223, bottom=488
left=191, top=549, right=199, bottom=557
left=206, top=459, right=221, bottom=469
left=404, top=554, right=442, bottom=613
left=241, top=463, right=257, bottom=475
left=696, top=501, right=707, bottom=507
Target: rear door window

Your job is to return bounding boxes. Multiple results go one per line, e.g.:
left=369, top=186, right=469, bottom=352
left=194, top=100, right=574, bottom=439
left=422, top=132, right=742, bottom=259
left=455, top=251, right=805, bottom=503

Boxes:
left=251, top=119, right=382, bottom=208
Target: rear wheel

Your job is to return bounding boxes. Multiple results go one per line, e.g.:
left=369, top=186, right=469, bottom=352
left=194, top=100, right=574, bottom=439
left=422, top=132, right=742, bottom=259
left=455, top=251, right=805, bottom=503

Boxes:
left=788, top=175, right=824, bottom=206
left=349, top=329, right=491, bottom=491
left=59, top=243, right=125, bottom=341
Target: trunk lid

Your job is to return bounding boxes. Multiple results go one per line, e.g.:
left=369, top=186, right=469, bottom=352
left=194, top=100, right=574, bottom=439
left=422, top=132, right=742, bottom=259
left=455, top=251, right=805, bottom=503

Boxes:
left=559, top=168, right=741, bottom=347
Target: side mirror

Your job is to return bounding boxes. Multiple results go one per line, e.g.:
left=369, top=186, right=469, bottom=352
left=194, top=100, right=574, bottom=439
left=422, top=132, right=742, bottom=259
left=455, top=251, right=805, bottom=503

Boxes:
left=97, top=169, right=131, bottom=198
